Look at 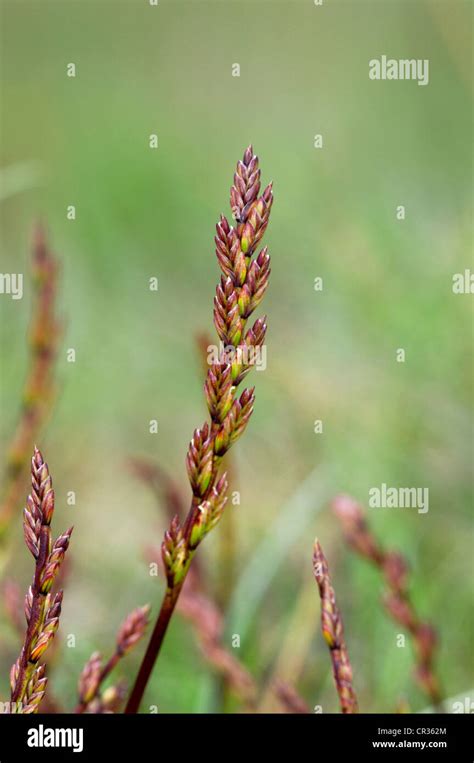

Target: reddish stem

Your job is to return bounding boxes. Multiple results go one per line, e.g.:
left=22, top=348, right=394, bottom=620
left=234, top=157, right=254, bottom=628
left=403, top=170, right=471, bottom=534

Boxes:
left=124, top=584, right=182, bottom=714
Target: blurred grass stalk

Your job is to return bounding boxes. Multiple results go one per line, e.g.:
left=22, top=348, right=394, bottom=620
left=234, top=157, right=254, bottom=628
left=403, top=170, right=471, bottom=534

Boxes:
left=0, top=225, right=60, bottom=544
left=76, top=605, right=150, bottom=713
left=333, top=494, right=443, bottom=710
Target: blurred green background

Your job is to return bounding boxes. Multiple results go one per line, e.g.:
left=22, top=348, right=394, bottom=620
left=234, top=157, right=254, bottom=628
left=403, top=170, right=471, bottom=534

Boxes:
left=0, top=0, right=472, bottom=713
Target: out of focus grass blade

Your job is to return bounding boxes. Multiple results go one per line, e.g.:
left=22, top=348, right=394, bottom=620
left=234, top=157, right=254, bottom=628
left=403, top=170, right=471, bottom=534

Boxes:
left=192, top=672, right=218, bottom=714
left=225, top=464, right=332, bottom=642
left=0, top=161, right=44, bottom=202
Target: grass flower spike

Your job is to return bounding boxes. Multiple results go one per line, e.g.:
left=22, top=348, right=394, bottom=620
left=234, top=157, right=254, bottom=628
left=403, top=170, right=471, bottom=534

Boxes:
left=9, top=447, right=72, bottom=713
left=313, top=538, right=358, bottom=714
left=126, top=146, right=273, bottom=713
